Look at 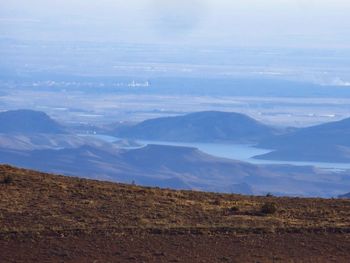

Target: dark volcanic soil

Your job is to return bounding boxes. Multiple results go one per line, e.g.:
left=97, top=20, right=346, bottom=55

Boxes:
left=1, top=165, right=350, bottom=262
left=2, top=232, right=350, bottom=263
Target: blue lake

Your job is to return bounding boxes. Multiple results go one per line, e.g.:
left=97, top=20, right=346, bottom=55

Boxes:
left=83, top=134, right=350, bottom=171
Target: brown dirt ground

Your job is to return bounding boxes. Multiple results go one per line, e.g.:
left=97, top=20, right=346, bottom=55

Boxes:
left=1, top=165, right=350, bottom=262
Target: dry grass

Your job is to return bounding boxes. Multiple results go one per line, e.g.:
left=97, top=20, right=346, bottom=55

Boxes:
left=1, top=164, right=350, bottom=236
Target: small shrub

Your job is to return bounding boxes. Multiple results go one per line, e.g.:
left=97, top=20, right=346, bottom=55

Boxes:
left=261, top=202, right=277, bottom=214
left=212, top=199, right=221, bottom=206
left=2, top=175, right=13, bottom=184
left=266, top=192, right=274, bottom=197
left=223, top=206, right=240, bottom=216
left=229, top=206, right=239, bottom=212
left=220, top=256, right=231, bottom=262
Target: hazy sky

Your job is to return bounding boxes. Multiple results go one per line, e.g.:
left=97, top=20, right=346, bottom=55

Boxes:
left=1, top=0, right=350, bottom=48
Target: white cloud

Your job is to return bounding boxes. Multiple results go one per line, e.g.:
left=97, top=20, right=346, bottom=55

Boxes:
left=331, top=78, right=350, bottom=87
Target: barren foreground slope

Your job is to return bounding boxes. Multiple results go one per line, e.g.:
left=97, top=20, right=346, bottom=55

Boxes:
left=1, top=165, right=350, bottom=262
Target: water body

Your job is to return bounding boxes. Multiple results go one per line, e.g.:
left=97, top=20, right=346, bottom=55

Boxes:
left=82, top=134, right=350, bottom=171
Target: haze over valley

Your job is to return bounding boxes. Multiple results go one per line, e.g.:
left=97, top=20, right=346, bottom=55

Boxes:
left=2, top=1, right=350, bottom=261
left=0, top=109, right=349, bottom=198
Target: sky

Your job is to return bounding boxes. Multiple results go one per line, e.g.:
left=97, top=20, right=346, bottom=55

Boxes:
left=1, top=0, right=350, bottom=48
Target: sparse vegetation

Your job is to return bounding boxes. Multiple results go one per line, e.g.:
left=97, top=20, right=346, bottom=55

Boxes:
left=212, top=199, right=221, bottom=205
left=1, top=165, right=350, bottom=262
left=261, top=202, right=277, bottom=214
left=1, top=174, right=13, bottom=184
left=1, top=164, right=349, bottom=234
left=229, top=206, right=240, bottom=212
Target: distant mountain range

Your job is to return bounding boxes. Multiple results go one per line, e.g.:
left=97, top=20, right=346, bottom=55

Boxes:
left=0, top=133, right=110, bottom=151
left=339, top=192, right=350, bottom=199
left=0, top=109, right=65, bottom=134
left=0, top=143, right=259, bottom=194
left=0, top=140, right=349, bottom=197
left=114, top=111, right=281, bottom=143
left=113, top=139, right=143, bottom=148
left=255, top=117, right=350, bottom=162
left=258, top=117, right=350, bottom=148
left=1, top=109, right=350, bottom=196
left=113, top=110, right=350, bottom=162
